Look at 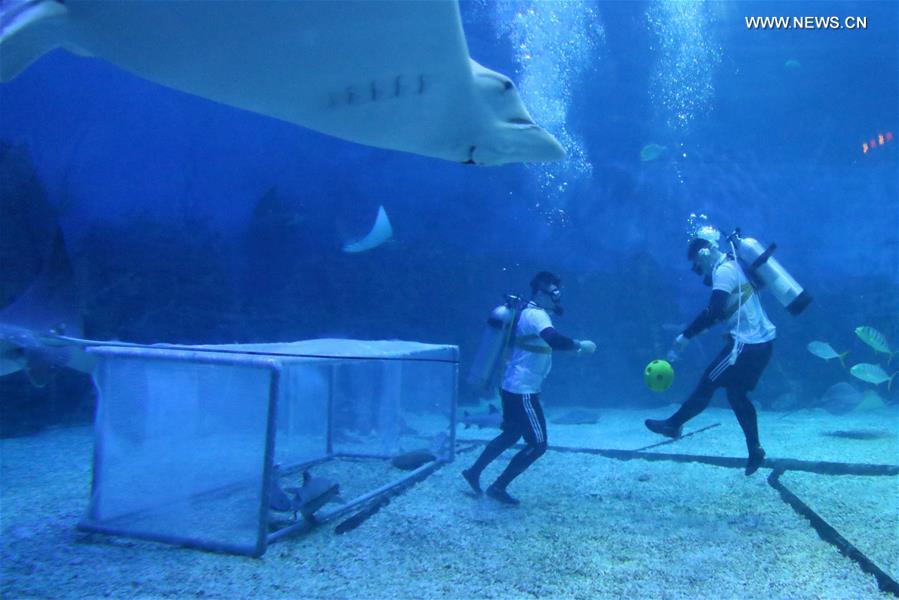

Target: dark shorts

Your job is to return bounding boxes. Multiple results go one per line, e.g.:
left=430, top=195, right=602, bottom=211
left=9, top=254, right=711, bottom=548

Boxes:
left=499, top=389, right=547, bottom=445
left=704, top=338, right=773, bottom=391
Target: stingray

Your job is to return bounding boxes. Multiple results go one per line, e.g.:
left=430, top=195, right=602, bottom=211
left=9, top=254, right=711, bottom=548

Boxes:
left=390, top=450, right=437, bottom=471
left=390, top=431, right=449, bottom=470
left=343, top=205, right=392, bottom=253
left=818, top=382, right=864, bottom=416
left=1, top=0, right=565, bottom=166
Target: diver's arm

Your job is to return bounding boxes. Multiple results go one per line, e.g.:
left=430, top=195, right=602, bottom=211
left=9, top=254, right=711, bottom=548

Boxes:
left=682, top=290, right=729, bottom=339
left=539, top=327, right=579, bottom=351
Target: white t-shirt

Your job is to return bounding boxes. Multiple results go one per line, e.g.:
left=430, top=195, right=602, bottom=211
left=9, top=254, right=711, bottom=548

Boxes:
left=502, top=303, right=553, bottom=394
left=713, top=260, right=776, bottom=344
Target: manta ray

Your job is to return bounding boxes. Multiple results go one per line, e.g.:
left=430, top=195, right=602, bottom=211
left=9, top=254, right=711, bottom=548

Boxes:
left=0, top=226, right=94, bottom=385
left=1, top=0, right=565, bottom=165
left=0, top=322, right=96, bottom=386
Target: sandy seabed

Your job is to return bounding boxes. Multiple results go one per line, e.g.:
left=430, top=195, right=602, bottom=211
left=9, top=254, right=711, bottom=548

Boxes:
left=2, top=405, right=897, bottom=599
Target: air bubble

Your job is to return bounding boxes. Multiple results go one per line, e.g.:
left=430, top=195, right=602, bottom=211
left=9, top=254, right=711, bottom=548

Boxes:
left=485, top=0, right=605, bottom=225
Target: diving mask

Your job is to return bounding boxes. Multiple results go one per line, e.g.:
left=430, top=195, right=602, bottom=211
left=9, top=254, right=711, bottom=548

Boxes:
left=541, top=286, right=564, bottom=315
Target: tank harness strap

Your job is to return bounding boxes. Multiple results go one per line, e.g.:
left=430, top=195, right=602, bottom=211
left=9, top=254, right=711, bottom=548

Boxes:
left=513, top=334, right=552, bottom=355
left=728, top=248, right=746, bottom=365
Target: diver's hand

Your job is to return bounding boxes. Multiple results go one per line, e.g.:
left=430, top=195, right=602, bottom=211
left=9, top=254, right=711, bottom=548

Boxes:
left=576, top=340, right=596, bottom=355
left=667, top=334, right=689, bottom=363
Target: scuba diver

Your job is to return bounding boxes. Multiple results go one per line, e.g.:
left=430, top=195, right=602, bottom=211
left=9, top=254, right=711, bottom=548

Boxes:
left=463, top=271, right=596, bottom=504
left=644, top=225, right=784, bottom=476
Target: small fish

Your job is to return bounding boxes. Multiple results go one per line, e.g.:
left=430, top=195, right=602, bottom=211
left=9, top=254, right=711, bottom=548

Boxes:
left=640, top=143, right=667, bottom=162
left=268, top=465, right=296, bottom=512
left=854, top=326, right=895, bottom=363
left=784, top=59, right=802, bottom=70
left=806, top=341, right=848, bottom=368
left=849, top=363, right=896, bottom=390
left=461, top=404, right=502, bottom=429
left=282, top=470, right=343, bottom=523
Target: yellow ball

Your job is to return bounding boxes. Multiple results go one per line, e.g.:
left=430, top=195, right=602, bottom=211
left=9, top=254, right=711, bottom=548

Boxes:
left=644, top=359, right=674, bottom=392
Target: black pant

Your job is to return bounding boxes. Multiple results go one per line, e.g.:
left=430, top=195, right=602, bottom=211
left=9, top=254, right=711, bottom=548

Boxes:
left=669, top=338, right=773, bottom=451
left=467, top=389, right=548, bottom=489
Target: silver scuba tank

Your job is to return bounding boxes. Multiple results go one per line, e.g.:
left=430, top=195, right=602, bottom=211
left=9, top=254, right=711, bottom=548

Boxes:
left=467, top=294, right=521, bottom=394
left=727, top=229, right=812, bottom=315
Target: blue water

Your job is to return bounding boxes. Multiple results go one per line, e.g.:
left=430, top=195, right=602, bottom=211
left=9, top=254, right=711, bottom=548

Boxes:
left=0, top=0, right=896, bottom=434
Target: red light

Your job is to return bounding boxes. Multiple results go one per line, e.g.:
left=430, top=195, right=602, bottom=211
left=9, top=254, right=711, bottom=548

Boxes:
left=887, top=132, right=894, bottom=141
left=870, top=139, right=878, bottom=147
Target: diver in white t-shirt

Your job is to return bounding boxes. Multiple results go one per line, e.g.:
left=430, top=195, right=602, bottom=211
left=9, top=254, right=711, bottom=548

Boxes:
left=463, top=272, right=596, bottom=505
left=645, top=236, right=775, bottom=476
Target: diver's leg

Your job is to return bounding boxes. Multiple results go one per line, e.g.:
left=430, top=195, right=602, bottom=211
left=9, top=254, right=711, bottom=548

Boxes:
left=726, top=386, right=761, bottom=450
left=726, top=342, right=773, bottom=475
left=488, top=393, right=547, bottom=504
left=463, top=390, right=523, bottom=494
left=463, top=429, right=520, bottom=493
left=646, top=340, right=734, bottom=438
left=668, top=378, right=717, bottom=425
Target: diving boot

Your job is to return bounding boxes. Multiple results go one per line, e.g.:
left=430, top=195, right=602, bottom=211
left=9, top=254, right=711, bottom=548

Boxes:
left=644, top=418, right=682, bottom=439
left=486, top=484, right=520, bottom=505
left=745, top=446, right=766, bottom=476
left=462, top=468, right=482, bottom=495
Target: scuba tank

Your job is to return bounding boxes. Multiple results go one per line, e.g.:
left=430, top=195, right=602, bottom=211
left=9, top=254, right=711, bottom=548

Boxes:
left=467, top=294, right=523, bottom=394
left=727, top=229, right=812, bottom=315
